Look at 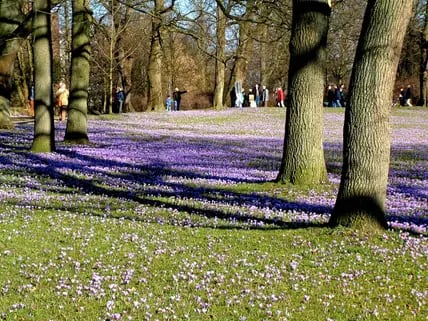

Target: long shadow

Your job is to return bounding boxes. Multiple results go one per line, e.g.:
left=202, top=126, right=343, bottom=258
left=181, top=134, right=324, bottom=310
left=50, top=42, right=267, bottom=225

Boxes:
left=0, top=121, right=426, bottom=234
left=19, top=150, right=330, bottom=229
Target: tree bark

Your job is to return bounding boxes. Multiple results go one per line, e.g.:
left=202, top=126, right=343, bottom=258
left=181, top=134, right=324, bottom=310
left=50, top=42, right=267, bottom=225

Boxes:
left=147, top=0, right=164, bottom=111
left=330, top=0, right=413, bottom=230
left=0, top=0, right=28, bottom=128
left=31, top=0, right=56, bottom=153
left=64, top=0, right=91, bottom=144
left=420, top=2, right=428, bottom=107
left=213, top=4, right=226, bottom=110
left=276, top=0, right=330, bottom=185
left=227, top=18, right=255, bottom=95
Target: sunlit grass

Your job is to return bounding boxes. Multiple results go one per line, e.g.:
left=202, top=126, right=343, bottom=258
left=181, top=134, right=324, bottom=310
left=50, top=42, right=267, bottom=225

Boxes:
left=0, top=107, right=426, bottom=320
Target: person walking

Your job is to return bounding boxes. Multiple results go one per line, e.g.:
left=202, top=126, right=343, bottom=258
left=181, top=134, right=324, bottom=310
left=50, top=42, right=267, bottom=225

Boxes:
left=55, top=82, right=69, bottom=121
left=333, top=85, right=342, bottom=107
left=173, top=87, right=187, bottom=111
left=165, top=94, right=173, bottom=112
left=404, top=84, right=413, bottom=106
left=28, top=84, right=35, bottom=117
left=116, top=87, right=125, bottom=113
left=248, top=88, right=257, bottom=108
left=262, top=85, right=269, bottom=107
left=276, top=87, right=285, bottom=107
left=254, top=83, right=261, bottom=107
left=399, top=87, right=405, bottom=106
left=327, top=85, right=335, bottom=107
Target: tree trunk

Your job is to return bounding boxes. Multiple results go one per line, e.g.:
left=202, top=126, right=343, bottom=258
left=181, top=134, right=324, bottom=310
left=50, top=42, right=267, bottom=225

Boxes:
left=147, top=0, right=164, bottom=111
left=259, top=23, right=268, bottom=87
left=0, top=0, right=27, bottom=128
left=213, top=4, right=226, bottom=110
left=227, top=19, right=255, bottom=95
left=64, top=0, right=91, bottom=144
left=330, top=0, right=413, bottom=230
left=31, top=0, right=55, bottom=153
left=420, top=3, right=428, bottom=107
left=276, top=0, right=330, bottom=185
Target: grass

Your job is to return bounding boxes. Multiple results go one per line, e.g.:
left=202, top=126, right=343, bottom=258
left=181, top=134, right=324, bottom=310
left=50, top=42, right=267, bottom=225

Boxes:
left=0, top=107, right=426, bottom=320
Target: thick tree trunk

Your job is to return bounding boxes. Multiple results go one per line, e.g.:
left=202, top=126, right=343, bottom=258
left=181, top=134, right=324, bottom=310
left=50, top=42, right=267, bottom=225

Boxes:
left=330, top=0, right=413, bottom=230
left=276, top=0, right=330, bottom=185
left=31, top=0, right=55, bottom=153
left=147, top=0, right=164, bottom=111
left=420, top=3, right=428, bottom=107
left=0, top=0, right=27, bottom=128
left=213, top=5, right=226, bottom=110
left=64, top=0, right=91, bottom=144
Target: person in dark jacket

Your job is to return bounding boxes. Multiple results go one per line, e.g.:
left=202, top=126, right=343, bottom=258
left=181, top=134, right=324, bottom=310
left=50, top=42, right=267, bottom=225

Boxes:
left=116, top=87, right=125, bottom=113
left=404, top=84, right=413, bottom=106
left=327, top=85, right=335, bottom=107
left=173, top=88, right=187, bottom=111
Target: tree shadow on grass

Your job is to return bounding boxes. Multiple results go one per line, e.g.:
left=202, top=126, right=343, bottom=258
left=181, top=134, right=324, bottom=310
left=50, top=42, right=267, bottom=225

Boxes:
left=0, top=134, right=330, bottom=231
left=0, top=122, right=426, bottom=234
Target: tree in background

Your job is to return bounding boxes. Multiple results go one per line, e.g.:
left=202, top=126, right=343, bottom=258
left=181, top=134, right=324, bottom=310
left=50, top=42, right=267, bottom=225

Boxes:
left=326, top=0, right=365, bottom=85
left=276, top=0, right=330, bottom=185
left=213, top=1, right=227, bottom=109
left=147, top=0, right=170, bottom=111
left=31, top=0, right=55, bottom=152
left=330, top=0, right=413, bottom=230
left=64, top=0, right=92, bottom=144
left=419, top=0, right=428, bottom=106
left=0, top=0, right=31, bottom=128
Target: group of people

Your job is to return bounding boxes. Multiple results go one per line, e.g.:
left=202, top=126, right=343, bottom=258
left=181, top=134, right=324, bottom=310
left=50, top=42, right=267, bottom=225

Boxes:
left=27, top=82, right=70, bottom=121
left=166, top=88, right=188, bottom=111
left=231, top=83, right=283, bottom=108
left=326, top=84, right=346, bottom=108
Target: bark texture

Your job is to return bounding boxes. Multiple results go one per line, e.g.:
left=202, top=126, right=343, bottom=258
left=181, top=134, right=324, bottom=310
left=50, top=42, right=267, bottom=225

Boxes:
left=64, top=0, right=91, bottom=144
left=227, top=18, right=255, bottom=94
left=0, top=0, right=28, bottom=128
left=276, top=0, right=330, bottom=185
left=330, top=0, right=413, bottom=230
left=31, top=0, right=55, bottom=152
left=213, top=4, right=226, bottom=110
left=147, top=0, right=164, bottom=111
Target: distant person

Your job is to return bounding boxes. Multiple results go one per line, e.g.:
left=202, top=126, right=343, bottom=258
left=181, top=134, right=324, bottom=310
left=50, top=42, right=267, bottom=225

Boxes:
left=173, top=87, right=187, bottom=111
left=254, top=83, right=261, bottom=107
left=276, top=87, right=285, bottom=107
left=166, top=95, right=173, bottom=112
left=339, top=84, right=346, bottom=107
left=230, top=87, right=236, bottom=108
left=404, top=84, right=413, bottom=106
left=333, top=84, right=342, bottom=107
left=55, top=82, right=69, bottom=121
left=28, top=84, right=35, bottom=117
left=262, top=85, right=269, bottom=107
left=116, top=87, right=125, bottom=113
left=327, top=85, right=335, bottom=107
left=248, top=88, right=257, bottom=108
left=399, top=87, right=405, bottom=106
left=235, top=89, right=243, bottom=108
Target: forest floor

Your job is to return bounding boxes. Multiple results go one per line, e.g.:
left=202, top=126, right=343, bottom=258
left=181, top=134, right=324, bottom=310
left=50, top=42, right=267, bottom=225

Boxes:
left=0, top=106, right=427, bottom=320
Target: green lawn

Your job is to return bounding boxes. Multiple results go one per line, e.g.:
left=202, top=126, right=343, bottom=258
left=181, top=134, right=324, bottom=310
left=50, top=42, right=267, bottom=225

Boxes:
left=0, top=107, right=426, bottom=320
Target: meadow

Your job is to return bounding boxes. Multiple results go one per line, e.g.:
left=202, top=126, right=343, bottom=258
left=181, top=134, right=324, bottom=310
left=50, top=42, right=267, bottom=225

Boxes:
left=0, top=107, right=426, bottom=321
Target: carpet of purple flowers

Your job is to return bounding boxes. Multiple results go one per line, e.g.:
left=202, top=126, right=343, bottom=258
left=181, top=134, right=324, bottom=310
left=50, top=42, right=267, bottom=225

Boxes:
left=0, top=107, right=426, bottom=320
